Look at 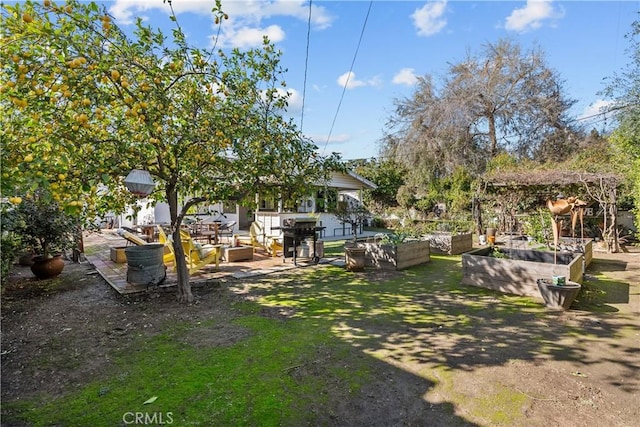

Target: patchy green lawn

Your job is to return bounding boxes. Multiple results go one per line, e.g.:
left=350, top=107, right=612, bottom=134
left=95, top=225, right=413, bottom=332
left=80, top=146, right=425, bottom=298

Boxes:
left=2, top=253, right=638, bottom=426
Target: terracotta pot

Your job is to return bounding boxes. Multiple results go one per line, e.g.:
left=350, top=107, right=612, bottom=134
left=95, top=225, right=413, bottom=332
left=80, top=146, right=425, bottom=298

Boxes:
left=30, top=255, right=65, bottom=279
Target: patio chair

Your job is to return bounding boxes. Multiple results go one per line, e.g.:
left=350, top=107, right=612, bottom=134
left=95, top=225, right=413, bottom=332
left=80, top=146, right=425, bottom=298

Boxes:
left=117, top=229, right=174, bottom=264
left=218, top=221, right=236, bottom=244
left=118, top=229, right=148, bottom=246
left=238, top=221, right=282, bottom=257
left=157, top=225, right=222, bottom=274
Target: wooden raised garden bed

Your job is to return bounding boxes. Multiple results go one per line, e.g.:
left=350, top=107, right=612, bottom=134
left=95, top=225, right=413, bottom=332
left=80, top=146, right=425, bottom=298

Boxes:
left=461, top=247, right=584, bottom=297
left=363, top=240, right=430, bottom=270
left=424, top=232, right=473, bottom=255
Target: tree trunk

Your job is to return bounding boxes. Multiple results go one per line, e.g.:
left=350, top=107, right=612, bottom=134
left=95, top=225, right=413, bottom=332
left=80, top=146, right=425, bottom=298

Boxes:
left=488, top=113, right=498, bottom=157
left=172, top=228, right=193, bottom=303
left=167, top=188, right=193, bottom=303
left=603, top=200, right=620, bottom=253
left=472, top=196, right=483, bottom=235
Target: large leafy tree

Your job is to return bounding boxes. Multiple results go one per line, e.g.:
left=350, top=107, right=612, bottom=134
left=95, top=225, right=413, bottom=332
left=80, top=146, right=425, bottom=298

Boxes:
left=1, top=0, right=339, bottom=302
left=602, top=16, right=640, bottom=237
left=382, top=39, right=578, bottom=185
left=347, top=158, right=406, bottom=209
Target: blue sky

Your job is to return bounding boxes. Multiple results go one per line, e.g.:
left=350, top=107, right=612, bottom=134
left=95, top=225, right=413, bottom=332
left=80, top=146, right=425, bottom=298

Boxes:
left=103, top=0, right=639, bottom=160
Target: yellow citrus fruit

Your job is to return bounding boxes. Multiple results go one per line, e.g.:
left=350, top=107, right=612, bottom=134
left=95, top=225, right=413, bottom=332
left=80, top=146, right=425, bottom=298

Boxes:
left=24, top=154, right=34, bottom=162
left=23, top=13, right=33, bottom=23
left=110, top=69, right=120, bottom=81
left=8, top=197, right=22, bottom=205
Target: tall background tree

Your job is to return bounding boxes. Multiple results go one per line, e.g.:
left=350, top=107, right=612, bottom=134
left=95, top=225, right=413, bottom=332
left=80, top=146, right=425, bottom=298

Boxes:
left=380, top=39, right=578, bottom=213
left=346, top=158, right=406, bottom=210
left=601, top=15, right=640, bottom=238
left=1, top=0, right=339, bottom=302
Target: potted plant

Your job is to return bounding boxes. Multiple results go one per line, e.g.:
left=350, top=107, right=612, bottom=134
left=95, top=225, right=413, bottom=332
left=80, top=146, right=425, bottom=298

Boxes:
left=8, top=193, right=78, bottom=279
left=332, top=196, right=369, bottom=271
left=485, top=218, right=498, bottom=244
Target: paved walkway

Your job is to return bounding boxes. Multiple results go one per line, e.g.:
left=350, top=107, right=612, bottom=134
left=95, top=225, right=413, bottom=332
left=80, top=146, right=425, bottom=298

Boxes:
left=83, top=230, right=348, bottom=295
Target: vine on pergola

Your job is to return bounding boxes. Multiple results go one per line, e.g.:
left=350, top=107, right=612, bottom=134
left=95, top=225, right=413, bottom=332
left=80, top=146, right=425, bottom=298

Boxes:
left=476, top=170, right=621, bottom=252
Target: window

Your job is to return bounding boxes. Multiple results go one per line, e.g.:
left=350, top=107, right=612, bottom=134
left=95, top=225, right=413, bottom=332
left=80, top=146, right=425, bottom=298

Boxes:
left=222, top=200, right=236, bottom=214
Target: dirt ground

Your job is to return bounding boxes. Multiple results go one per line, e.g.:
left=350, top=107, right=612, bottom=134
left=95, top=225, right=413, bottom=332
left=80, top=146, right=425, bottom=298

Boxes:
left=1, top=248, right=638, bottom=426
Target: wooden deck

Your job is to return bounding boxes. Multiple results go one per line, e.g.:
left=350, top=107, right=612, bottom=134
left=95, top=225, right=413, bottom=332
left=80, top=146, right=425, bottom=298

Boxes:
left=83, top=230, right=343, bottom=295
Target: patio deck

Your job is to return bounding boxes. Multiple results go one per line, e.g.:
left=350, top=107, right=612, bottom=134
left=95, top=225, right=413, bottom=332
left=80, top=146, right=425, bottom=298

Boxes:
left=83, top=230, right=347, bottom=295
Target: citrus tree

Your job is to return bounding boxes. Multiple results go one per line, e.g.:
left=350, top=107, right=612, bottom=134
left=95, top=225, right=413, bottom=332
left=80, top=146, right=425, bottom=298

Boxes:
left=1, top=0, right=339, bottom=302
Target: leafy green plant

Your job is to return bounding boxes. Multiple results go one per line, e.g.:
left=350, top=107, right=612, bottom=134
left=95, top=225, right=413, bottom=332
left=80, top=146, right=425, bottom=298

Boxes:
left=522, top=209, right=552, bottom=244
left=376, top=231, right=410, bottom=246
left=7, top=193, right=78, bottom=259
left=490, top=247, right=508, bottom=259
left=332, top=197, right=370, bottom=244
left=0, top=230, right=20, bottom=285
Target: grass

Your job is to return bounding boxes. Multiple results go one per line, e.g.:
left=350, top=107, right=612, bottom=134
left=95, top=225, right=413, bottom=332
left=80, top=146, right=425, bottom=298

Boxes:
left=4, top=306, right=374, bottom=426
left=3, top=254, right=631, bottom=425
left=321, top=239, right=347, bottom=257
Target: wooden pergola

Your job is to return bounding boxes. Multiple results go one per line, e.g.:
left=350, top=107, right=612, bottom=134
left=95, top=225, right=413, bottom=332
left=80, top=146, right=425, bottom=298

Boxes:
left=476, top=170, right=622, bottom=252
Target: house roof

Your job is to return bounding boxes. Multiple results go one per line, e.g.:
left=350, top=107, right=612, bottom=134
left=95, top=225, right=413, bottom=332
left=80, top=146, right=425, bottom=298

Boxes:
left=318, top=170, right=378, bottom=190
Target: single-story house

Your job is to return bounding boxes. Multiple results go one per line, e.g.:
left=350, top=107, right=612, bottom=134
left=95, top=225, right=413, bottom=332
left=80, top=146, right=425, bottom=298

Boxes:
left=114, top=170, right=377, bottom=239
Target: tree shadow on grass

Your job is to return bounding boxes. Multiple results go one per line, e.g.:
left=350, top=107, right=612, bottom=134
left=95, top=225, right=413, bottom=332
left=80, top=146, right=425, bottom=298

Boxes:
left=229, top=254, right=640, bottom=424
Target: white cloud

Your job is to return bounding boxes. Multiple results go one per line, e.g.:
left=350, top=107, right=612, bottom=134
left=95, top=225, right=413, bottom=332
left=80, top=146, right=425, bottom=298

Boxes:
left=283, top=88, right=304, bottom=114
left=110, top=0, right=211, bottom=25
left=219, top=24, right=286, bottom=48
left=505, top=0, right=564, bottom=33
left=580, top=99, right=615, bottom=121
left=258, top=87, right=304, bottom=115
left=412, top=1, right=448, bottom=37
left=308, top=133, right=351, bottom=146
left=110, top=0, right=334, bottom=48
left=337, top=71, right=381, bottom=90
left=393, top=68, right=418, bottom=86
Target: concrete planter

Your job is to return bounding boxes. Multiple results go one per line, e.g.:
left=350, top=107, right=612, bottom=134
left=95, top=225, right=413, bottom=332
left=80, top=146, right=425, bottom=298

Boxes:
left=363, top=240, right=430, bottom=270
left=536, top=279, right=581, bottom=310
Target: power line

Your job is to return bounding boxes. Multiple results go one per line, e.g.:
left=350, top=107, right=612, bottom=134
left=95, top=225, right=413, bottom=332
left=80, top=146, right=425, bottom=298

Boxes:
left=300, top=0, right=312, bottom=131
left=322, top=0, right=374, bottom=156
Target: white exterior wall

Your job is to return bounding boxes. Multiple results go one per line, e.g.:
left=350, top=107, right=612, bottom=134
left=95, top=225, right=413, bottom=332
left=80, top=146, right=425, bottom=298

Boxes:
left=256, top=211, right=364, bottom=240
left=112, top=171, right=374, bottom=236
left=116, top=201, right=239, bottom=235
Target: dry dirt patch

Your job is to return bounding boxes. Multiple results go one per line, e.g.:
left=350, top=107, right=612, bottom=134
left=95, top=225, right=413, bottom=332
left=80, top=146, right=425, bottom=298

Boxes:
left=1, top=249, right=639, bottom=426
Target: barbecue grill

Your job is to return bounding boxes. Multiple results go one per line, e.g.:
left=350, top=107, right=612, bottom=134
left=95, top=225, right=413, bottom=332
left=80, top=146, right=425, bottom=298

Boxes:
left=278, top=217, right=325, bottom=265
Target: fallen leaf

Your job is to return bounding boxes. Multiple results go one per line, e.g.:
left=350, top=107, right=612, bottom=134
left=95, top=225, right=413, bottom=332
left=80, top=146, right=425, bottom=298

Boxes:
left=143, top=396, right=158, bottom=404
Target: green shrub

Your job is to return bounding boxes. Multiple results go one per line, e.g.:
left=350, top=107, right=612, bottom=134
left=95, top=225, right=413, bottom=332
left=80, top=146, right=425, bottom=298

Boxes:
left=522, top=209, right=552, bottom=244
left=1, top=232, right=20, bottom=285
